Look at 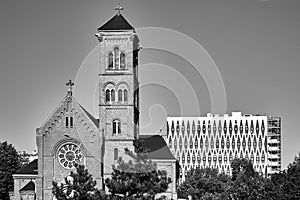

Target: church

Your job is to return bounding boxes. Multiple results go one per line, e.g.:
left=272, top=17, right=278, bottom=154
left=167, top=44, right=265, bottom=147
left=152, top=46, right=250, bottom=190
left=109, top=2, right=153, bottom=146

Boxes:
left=11, top=6, right=178, bottom=200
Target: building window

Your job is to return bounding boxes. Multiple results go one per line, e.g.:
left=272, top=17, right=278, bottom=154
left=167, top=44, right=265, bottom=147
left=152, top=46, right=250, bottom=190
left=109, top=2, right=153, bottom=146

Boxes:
left=58, top=143, right=83, bottom=169
left=114, top=148, right=118, bottom=161
left=226, top=137, right=230, bottom=149
left=208, top=121, right=211, bottom=134
left=120, top=52, right=126, bottom=69
left=112, top=120, right=121, bottom=135
left=176, top=121, right=180, bottom=136
left=66, top=117, right=69, bottom=128
left=114, top=47, right=120, bottom=69
left=171, top=121, right=175, bottom=136
left=200, top=137, right=203, bottom=149
left=197, top=121, right=201, bottom=135
left=192, top=121, right=196, bottom=134
left=179, top=137, right=182, bottom=150
left=256, top=120, right=260, bottom=135
left=124, top=89, right=128, bottom=103
left=221, top=136, right=225, bottom=149
left=107, top=49, right=126, bottom=70
left=108, top=52, right=113, bottom=69
left=229, top=120, right=232, bottom=135
left=174, top=137, right=177, bottom=151
left=213, top=121, right=216, bottom=135
left=240, top=121, right=243, bottom=134
left=202, top=121, right=206, bottom=134
left=118, top=89, right=122, bottom=102
left=111, top=89, right=115, bottom=102
left=187, top=121, right=190, bottom=136
left=218, top=121, right=222, bottom=135
left=250, top=120, right=254, bottom=134
left=234, top=120, right=238, bottom=134
left=189, top=138, right=193, bottom=148
left=70, top=117, right=73, bottom=127
left=105, top=89, right=110, bottom=103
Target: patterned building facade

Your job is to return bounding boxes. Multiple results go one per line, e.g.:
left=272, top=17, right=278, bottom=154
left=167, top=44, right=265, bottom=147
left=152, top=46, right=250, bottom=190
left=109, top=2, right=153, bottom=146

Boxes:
left=165, top=112, right=281, bottom=182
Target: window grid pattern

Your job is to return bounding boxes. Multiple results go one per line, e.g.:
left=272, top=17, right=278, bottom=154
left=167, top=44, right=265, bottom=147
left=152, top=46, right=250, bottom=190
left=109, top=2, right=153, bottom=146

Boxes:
left=165, top=114, right=281, bottom=182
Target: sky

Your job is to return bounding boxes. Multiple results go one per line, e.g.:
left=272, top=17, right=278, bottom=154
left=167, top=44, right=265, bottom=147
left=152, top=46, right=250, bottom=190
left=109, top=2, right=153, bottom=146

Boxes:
left=0, top=0, right=299, bottom=169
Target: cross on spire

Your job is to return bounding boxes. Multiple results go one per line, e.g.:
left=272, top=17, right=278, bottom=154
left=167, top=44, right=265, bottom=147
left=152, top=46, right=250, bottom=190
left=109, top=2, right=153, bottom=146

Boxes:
left=115, top=3, right=123, bottom=15
left=66, top=80, right=74, bottom=95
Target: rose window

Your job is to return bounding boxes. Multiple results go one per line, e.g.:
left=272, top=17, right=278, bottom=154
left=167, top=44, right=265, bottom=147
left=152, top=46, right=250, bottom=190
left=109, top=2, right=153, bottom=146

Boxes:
left=58, top=143, right=83, bottom=169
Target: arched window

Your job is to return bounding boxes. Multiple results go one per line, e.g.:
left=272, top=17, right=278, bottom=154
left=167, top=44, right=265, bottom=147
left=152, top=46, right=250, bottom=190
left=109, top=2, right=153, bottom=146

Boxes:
left=108, top=52, right=113, bottom=69
left=66, top=117, right=69, bottom=128
left=112, top=119, right=121, bottom=135
left=114, top=47, right=119, bottom=69
left=124, top=89, right=128, bottom=103
left=120, top=52, right=126, bottom=69
left=105, top=89, right=110, bottom=103
left=114, top=148, right=118, bottom=161
left=70, top=117, right=73, bottom=128
left=111, top=89, right=115, bottom=102
left=118, top=89, right=123, bottom=102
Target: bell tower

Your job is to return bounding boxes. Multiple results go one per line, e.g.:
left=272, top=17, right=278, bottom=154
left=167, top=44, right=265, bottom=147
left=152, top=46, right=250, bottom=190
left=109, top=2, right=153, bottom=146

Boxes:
left=95, top=5, right=140, bottom=180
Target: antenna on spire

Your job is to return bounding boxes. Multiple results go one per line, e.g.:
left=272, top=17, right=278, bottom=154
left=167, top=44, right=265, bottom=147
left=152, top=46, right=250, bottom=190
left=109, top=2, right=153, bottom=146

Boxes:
left=115, top=3, right=123, bottom=15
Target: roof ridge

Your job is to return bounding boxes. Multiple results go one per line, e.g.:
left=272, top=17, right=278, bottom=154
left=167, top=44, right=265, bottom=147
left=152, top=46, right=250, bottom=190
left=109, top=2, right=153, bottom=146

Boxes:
left=78, top=104, right=99, bottom=128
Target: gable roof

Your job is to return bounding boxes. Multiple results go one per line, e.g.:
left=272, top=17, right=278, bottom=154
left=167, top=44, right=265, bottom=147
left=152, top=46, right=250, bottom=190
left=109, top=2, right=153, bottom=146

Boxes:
left=138, top=135, right=176, bottom=160
left=79, top=104, right=99, bottom=128
left=20, top=181, right=35, bottom=191
left=15, top=159, right=38, bottom=175
left=97, top=13, right=134, bottom=31
left=39, top=94, right=99, bottom=132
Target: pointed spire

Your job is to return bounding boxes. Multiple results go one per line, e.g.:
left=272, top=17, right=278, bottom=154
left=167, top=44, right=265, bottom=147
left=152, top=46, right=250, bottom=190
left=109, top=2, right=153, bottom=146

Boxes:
left=66, top=80, right=74, bottom=95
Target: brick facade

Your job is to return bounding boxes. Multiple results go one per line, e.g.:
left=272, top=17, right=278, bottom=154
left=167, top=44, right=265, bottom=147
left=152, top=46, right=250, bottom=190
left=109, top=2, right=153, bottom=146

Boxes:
left=11, top=11, right=178, bottom=200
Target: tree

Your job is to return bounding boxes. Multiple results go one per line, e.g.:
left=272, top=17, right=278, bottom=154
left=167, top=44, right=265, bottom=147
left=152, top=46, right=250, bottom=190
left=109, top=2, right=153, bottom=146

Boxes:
left=18, top=151, right=30, bottom=167
left=285, top=152, right=300, bottom=198
left=226, top=158, right=269, bottom=200
left=52, top=165, right=105, bottom=200
left=0, top=141, right=22, bottom=200
left=178, top=167, right=230, bottom=200
left=266, top=152, right=300, bottom=199
left=105, top=141, right=172, bottom=199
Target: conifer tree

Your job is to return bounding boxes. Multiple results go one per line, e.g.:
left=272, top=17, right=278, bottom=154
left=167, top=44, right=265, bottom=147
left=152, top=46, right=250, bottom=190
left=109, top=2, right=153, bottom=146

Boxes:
left=0, top=141, right=22, bottom=200
left=105, top=140, right=172, bottom=199
left=52, top=165, right=105, bottom=200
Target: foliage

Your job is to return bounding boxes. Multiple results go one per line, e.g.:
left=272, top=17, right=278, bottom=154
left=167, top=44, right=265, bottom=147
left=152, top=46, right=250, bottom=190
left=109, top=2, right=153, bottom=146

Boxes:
left=178, top=155, right=300, bottom=200
left=266, top=152, right=300, bottom=199
left=0, top=141, right=22, bottom=200
left=52, top=165, right=105, bottom=200
left=227, top=158, right=268, bottom=199
left=18, top=151, right=30, bottom=167
left=178, top=167, right=230, bottom=200
left=105, top=140, right=172, bottom=199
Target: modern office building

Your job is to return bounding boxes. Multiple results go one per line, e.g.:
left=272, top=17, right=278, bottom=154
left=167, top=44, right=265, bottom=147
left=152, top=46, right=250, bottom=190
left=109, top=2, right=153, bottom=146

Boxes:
left=165, top=112, right=281, bottom=182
